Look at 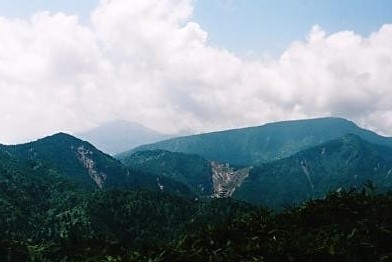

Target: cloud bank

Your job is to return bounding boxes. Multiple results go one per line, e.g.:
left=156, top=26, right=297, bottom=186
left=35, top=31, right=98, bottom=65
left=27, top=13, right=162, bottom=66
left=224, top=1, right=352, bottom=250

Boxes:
left=0, top=0, right=391, bottom=143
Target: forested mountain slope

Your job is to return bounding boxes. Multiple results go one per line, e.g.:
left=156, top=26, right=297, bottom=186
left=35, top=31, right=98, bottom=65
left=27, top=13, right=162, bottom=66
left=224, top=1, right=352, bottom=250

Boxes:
left=235, top=134, right=392, bottom=207
left=120, top=117, right=392, bottom=166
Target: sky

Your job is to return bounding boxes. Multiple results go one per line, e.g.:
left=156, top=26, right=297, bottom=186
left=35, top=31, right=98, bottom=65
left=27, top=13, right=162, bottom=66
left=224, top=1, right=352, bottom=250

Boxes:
left=0, top=0, right=391, bottom=144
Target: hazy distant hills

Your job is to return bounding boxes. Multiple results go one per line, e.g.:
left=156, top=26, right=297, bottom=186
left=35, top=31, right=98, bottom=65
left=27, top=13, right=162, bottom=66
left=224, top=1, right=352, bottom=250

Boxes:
left=77, top=120, right=171, bottom=155
left=122, top=117, right=392, bottom=166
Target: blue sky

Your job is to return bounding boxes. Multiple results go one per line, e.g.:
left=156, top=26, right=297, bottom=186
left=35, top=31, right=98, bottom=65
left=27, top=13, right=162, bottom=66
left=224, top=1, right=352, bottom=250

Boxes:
left=0, top=0, right=96, bottom=19
left=0, top=0, right=391, bottom=143
left=194, top=0, right=392, bottom=56
left=1, top=0, right=391, bottom=56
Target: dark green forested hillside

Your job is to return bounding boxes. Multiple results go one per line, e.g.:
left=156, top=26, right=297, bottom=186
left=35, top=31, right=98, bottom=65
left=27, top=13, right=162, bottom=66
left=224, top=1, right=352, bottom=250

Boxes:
left=0, top=138, right=253, bottom=261
left=119, top=134, right=392, bottom=208
left=234, top=134, right=392, bottom=207
left=139, top=186, right=392, bottom=262
left=0, top=133, right=194, bottom=197
left=0, top=169, right=253, bottom=261
left=120, top=149, right=213, bottom=196
left=119, top=117, right=392, bottom=166
left=1, top=132, right=134, bottom=189
left=2, top=182, right=392, bottom=261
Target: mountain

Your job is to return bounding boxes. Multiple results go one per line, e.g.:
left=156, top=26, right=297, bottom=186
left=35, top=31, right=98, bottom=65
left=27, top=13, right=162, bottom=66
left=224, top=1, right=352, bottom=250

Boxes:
left=120, top=117, right=392, bottom=166
left=77, top=120, right=171, bottom=155
left=0, top=134, right=252, bottom=261
left=0, top=146, right=253, bottom=261
left=121, top=134, right=392, bottom=208
left=120, top=150, right=213, bottom=197
left=2, top=120, right=392, bottom=260
left=119, top=149, right=254, bottom=199
left=1, top=132, right=130, bottom=189
left=0, top=133, right=192, bottom=196
left=233, top=134, right=392, bottom=207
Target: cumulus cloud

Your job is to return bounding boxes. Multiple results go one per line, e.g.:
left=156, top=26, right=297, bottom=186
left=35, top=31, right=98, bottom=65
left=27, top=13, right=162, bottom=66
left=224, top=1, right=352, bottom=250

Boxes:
left=0, top=0, right=391, bottom=143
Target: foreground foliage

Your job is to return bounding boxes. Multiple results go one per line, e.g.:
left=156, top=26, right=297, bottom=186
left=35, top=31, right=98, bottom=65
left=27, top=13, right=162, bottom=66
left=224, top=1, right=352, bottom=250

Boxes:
left=2, top=183, right=392, bottom=261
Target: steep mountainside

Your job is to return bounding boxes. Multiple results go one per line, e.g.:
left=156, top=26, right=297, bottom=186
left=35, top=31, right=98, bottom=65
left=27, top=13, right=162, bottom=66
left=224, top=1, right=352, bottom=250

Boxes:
left=211, top=162, right=251, bottom=198
left=120, top=149, right=252, bottom=198
left=120, top=117, right=392, bottom=166
left=0, top=162, right=253, bottom=261
left=0, top=133, right=192, bottom=196
left=121, top=130, right=392, bottom=205
left=120, top=150, right=213, bottom=196
left=1, top=133, right=132, bottom=189
left=234, top=134, right=392, bottom=207
left=77, top=120, right=171, bottom=155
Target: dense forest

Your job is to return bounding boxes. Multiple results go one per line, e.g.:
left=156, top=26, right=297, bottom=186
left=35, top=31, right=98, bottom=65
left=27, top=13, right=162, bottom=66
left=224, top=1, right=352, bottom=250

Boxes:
left=1, top=182, right=392, bottom=261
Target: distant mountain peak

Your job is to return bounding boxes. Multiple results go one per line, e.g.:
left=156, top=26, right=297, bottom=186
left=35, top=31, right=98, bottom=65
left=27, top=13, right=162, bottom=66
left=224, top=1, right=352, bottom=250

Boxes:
left=32, top=132, right=83, bottom=143
left=54, top=132, right=81, bottom=140
left=77, top=120, right=171, bottom=155
left=0, top=132, right=131, bottom=190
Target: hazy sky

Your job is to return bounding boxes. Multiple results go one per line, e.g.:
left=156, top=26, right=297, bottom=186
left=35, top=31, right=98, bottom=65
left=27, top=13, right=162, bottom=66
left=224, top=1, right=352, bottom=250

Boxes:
left=0, top=0, right=391, bottom=143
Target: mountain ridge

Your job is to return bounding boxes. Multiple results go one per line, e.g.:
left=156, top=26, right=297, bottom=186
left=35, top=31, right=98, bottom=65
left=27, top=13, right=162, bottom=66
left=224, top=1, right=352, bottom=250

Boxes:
left=118, top=117, right=392, bottom=166
left=121, top=132, right=392, bottom=207
left=234, top=134, right=392, bottom=207
left=1, top=132, right=128, bottom=189
left=0, top=132, right=194, bottom=197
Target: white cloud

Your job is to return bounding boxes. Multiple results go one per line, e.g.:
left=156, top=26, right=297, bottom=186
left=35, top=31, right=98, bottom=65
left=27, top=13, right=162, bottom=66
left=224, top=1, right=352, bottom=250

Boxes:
left=0, top=0, right=391, bottom=144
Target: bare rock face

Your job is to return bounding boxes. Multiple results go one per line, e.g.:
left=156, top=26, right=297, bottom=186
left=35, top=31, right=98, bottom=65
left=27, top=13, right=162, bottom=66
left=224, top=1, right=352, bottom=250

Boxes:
left=77, top=146, right=107, bottom=189
left=211, top=162, right=250, bottom=198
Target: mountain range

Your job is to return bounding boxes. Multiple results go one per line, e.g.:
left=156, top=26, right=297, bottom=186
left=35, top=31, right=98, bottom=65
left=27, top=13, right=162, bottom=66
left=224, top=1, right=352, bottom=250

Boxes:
left=117, top=117, right=392, bottom=207
left=120, top=117, right=392, bottom=166
left=2, top=116, right=392, bottom=260
left=2, top=117, right=391, bottom=207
